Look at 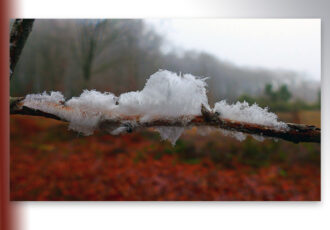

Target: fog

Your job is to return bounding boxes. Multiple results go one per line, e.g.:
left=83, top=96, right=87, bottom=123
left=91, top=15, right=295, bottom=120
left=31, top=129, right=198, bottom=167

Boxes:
left=145, top=19, right=320, bottom=82
left=10, top=19, right=320, bottom=104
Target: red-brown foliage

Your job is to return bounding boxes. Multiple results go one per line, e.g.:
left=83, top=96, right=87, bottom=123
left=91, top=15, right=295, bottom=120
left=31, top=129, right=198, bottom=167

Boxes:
left=10, top=116, right=320, bottom=201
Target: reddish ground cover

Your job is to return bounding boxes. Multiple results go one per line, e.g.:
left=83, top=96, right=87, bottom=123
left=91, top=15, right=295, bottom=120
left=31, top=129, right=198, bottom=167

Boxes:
left=10, top=115, right=320, bottom=201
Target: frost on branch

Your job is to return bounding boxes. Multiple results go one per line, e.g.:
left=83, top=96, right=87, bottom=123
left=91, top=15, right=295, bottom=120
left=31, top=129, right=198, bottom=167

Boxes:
left=21, top=69, right=290, bottom=145
left=24, top=91, right=65, bottom=103
left=212, top=100, right=288, bottom=142
left=22, top=70, right=209, bottom=141
left=214, top=100, right=287, bottom=130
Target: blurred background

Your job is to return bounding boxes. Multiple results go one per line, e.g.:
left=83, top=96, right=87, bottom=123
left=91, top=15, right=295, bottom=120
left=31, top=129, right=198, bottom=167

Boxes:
left=10, top=19, right=320, bottom=201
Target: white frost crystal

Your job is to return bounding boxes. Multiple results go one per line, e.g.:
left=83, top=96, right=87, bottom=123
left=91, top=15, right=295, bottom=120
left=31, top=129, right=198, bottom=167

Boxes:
left=155, top=127, right=185, bottom=146
left=24, top=91, right=65, bottom=103
left=214, top=100, right=287, bottom=130
left=219, top=129, right=247, bottom=142
left=117, top=70, right=209, bottom=120
left=22, top=69, right=287, bottom=144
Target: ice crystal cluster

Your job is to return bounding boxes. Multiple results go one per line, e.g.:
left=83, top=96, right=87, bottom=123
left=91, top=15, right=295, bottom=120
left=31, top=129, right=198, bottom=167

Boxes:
left=22, top=70, right=286, bottom=145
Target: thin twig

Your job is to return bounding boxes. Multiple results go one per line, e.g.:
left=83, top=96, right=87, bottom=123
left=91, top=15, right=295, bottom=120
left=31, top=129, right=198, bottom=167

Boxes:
left=10, top=98, right=321, bottom=143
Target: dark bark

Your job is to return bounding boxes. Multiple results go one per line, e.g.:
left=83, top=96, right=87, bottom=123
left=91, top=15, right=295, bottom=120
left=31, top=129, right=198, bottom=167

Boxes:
left=10, top=99, right=321, bottom=144
left=10, top=19, right=35, bottom=79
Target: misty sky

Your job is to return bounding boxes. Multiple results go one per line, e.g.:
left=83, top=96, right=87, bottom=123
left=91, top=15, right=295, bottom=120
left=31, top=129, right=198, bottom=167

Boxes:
left=145, top=19, right=320, bottom=81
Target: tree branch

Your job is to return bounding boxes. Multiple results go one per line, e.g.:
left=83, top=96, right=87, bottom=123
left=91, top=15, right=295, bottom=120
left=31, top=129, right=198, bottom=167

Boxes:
left=10, top=98, right=320, bottom=144
left=8, top=20, right=320, bottom=144
left=10, top=19, right=35, bottom=79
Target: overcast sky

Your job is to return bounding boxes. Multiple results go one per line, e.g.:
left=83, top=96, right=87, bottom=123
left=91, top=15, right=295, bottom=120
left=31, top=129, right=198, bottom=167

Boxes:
left=145, top=19, right=320, bottom=81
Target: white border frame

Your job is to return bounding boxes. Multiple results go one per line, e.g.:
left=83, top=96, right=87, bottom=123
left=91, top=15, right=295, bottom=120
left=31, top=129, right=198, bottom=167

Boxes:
left=13, top=0, right=330, bottom=229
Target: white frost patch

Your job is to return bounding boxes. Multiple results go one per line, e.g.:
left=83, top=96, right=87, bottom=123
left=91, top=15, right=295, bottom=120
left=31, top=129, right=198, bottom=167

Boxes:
left=24, top=91, right=65, bottom=103
left=197, top=127, right=269, bottom=142
left=23, top=91, right=106, bottom=135
left=117, top=70, right=209, bottom=120
left=22, top=69, right=287, bottom=144
left=66, top=90, right=118, bottom=112
left=155, top=127, right=185, bottom=146
left=214, top=100, right=287, bottom=130
left=116, top=70, right=208, bottom=143
left=219, top=129, right=247, bottom=142
left=22, top=70, right=208, bottom=142
left=65, top=90, right=118, bottom=135
left=251, top=134, right=265, bottom=142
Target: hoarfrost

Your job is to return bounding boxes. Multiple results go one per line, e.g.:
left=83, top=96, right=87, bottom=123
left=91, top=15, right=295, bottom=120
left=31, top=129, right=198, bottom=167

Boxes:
left=117, top=70, right=209, bottom=120
left=219, top=129, right=247, bottom=142
left=155, top=127, right=185, bottom=146
left=22, top=70, right=208, bottom=142
left=251, top=134, right=265, bottom=142
left=24, top=91, right=65, bottom=103
left=214, top=100, right=287, bottom=130
left=22, top=69, right=287, bottom=144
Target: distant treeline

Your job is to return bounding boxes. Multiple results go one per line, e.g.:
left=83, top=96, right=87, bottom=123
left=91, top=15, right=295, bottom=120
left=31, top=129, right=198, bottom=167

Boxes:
left=10, top=19, right=320, bottom=104
left=238, top=84, right=321, bottom=112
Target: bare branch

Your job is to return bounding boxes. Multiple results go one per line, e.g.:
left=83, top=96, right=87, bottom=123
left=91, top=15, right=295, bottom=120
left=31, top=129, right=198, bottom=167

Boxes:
left=10, top=98, right=320, bottom=144
left=10, top=19, right=35, bottom=79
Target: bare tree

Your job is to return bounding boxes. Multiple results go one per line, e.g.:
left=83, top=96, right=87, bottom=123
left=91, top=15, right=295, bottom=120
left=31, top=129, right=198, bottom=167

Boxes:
left=71, top=20, right=121, bottom=88
left=10, top=19, right=35, bottom=79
